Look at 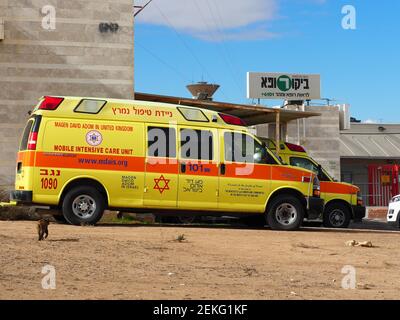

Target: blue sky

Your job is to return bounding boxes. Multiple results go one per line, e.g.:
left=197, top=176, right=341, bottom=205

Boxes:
left=134, top=0, right=399, bottom=123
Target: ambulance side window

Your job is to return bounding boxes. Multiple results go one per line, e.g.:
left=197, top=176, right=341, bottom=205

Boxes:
left=180, top=129, right=213, bottom=160
left=224, top=132, right=275, bottom=164
left=147, top=127, right=176, bottom=158
left=290, top=156, right=331, bottom=181
left=289, top=157, right=318, bottom=172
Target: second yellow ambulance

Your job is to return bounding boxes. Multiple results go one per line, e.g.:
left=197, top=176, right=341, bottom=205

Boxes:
left=261, top=138, right=365, bottom=228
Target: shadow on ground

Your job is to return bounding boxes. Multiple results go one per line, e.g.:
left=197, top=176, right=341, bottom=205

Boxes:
left=95, top=219, right=400, bottom=235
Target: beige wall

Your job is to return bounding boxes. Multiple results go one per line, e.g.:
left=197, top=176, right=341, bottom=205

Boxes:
left=0, top=0, right=134, bottom=188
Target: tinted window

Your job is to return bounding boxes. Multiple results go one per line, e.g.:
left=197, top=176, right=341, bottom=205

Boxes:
left=19, top=120, right=33, bottom=151
left=147, top=127, right=176, bottom=158
left=224, top=132, right=275, bottom=164
left=290, top=157, right=332, bottom=181
left=180, top=129, right=213, bottom=160
left=289, top=157, right=318, bottom=172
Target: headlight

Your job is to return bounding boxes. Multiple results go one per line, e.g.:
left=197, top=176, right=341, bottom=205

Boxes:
left=390, top=196, right=400, bottom=203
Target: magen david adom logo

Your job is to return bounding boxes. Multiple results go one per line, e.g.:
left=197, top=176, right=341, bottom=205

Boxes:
left=86, top=130, right=103, bottom=146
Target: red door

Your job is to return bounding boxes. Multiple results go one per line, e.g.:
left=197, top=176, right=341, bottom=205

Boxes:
left=368, top=165, right=399, bottom=206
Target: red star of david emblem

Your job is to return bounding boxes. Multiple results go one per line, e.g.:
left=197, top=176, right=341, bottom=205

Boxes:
left=154, top=175, right=170, bottom=194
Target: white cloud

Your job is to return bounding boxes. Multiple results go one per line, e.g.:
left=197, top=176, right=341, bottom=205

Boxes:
left=136, top=0, right=278, bottom=41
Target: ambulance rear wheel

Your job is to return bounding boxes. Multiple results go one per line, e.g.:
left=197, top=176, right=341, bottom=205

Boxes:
left=266, top=195, right=304, bottom=231
left=62, top=186, right=105, bottom=226
left=323, top=203, right=351, bottom=228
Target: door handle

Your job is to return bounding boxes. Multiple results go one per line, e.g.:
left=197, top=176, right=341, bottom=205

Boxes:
left=180, top=162, right=186, bottom=173
left=220, top=163, right=226, bottom=175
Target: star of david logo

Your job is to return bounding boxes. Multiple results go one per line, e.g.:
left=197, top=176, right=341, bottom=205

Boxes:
left=86, top=130, right=102, bottom=146
left=154, top=175, right=170, bottom=194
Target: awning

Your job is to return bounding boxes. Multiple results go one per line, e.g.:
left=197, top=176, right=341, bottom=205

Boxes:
left=340, top=124, right=400, bottom=159
left=135, top=92, right=321, bottom=126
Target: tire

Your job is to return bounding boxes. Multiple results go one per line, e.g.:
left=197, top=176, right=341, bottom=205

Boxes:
left=266, top=195, right=304, bottom=231
left=323, top=203, right=351, bottom=228
left=62, top=186, right=105, bottom=226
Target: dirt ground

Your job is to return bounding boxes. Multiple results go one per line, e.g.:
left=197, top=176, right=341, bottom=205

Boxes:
left=1, top=220, right=400, bottom=300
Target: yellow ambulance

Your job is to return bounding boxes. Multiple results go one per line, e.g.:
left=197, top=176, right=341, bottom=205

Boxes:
left=261, top=138, right=365, bottom=228
left=11, top=96, right=323, bottom=230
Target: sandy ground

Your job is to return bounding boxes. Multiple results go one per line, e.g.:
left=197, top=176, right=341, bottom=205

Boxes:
left=1, top=220, right=400, bottom=300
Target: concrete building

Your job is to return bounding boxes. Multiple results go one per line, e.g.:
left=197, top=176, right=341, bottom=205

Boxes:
left=0, top=0, right=134, bottom=190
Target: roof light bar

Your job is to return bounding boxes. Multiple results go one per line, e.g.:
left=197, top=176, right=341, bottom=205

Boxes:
left=38, top=96, right=64, bottom=110
left=218, top=113, right=247, bottom=126
left=285, top=142, right=306, bottom=153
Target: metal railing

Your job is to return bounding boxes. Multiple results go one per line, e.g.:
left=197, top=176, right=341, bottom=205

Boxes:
left=350, top=182, right=394, bottom=207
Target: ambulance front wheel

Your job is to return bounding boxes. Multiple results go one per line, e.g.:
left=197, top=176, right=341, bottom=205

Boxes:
left=323, top=203, right=351, bottom=228
left=266, top=195, right=304, bottom=231
left=62, top=186, right=105, bottom=226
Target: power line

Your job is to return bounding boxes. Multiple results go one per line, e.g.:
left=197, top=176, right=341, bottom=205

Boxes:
left=151, top=0, right=228, bottom=100
left=192, top=0, right=241, bottom=95
left=209, top=0, right=244, bottom=97
left=136, top=41, right=191, bottom=83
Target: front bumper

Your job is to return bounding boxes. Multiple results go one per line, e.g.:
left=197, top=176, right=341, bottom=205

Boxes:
left=307, top=197, right=324, bottom=220
left=10, top=190, right=32, bottom=204
left=352, top=205, right=366, bottom=221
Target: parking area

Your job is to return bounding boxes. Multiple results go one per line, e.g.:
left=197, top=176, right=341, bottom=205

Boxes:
left=0, top=218, right=399, bottom=300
